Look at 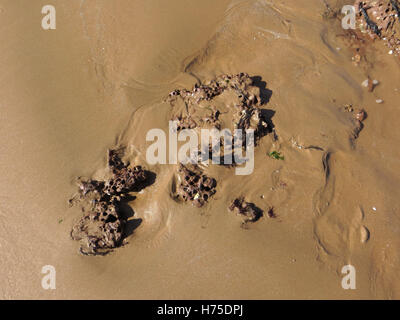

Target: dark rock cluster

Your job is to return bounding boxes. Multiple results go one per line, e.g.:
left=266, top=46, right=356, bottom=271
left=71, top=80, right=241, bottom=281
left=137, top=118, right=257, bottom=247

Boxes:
left=229, top=197, right=264, bottom=224
left=69, top=74, right=276, bottom=255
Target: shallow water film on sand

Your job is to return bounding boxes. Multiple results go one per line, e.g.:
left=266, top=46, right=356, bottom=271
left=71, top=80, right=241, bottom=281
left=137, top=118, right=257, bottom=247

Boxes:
left=1, top=0, right=400, bottom=300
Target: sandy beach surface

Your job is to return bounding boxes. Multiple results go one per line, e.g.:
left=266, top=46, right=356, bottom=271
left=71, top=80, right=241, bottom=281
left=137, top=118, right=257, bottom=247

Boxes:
left=1, top=0, right=400, bottom=299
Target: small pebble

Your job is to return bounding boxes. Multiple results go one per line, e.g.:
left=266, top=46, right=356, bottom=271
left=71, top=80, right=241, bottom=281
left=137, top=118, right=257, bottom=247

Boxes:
left=389, top=50, right=393, bottom=55
left=355, top=109, right=366, bottom=121
left=362, top=79, right=379, bottom=92
left=372, top=207, right=377, bottom=211
left=376, top=99, right=384, bottom=104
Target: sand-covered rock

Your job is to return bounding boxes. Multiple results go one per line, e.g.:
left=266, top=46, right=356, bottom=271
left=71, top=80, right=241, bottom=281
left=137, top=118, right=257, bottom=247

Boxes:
left=175, top=164, right=217, bottom=208
left=70, top=149, right=149, bottom=255
left=167, top=73, right=271, bottom=145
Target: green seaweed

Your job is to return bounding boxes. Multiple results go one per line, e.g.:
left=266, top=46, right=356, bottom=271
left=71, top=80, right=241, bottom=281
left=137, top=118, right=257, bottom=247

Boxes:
left=269, top=151, right=284, bottom=160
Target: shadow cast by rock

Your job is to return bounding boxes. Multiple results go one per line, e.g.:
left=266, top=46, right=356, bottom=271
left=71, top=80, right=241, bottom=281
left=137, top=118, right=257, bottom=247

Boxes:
left=117, top=195, right=143, bottom=240
left=251, top=75, right=273, bottom=105
left=131, top=170, right=157, bottom=192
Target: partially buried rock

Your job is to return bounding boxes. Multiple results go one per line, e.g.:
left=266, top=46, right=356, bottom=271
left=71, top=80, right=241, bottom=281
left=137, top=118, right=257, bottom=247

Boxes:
left=71, top=202, right=124, bottom=256
left=349, top=108, right=366, bottom=141
left=70, top=149, right=148, bottom=255
left=166, top=73, right=271, bottom=146
left=229, top=197, right=263, bottom=223
left=176, top=164, right=216, bottom=207
left=354, top=109, right=366, bottom=122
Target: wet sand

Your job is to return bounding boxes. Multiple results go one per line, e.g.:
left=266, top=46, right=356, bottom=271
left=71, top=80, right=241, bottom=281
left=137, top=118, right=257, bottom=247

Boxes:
left=1, top=0, right=400, bottom=299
